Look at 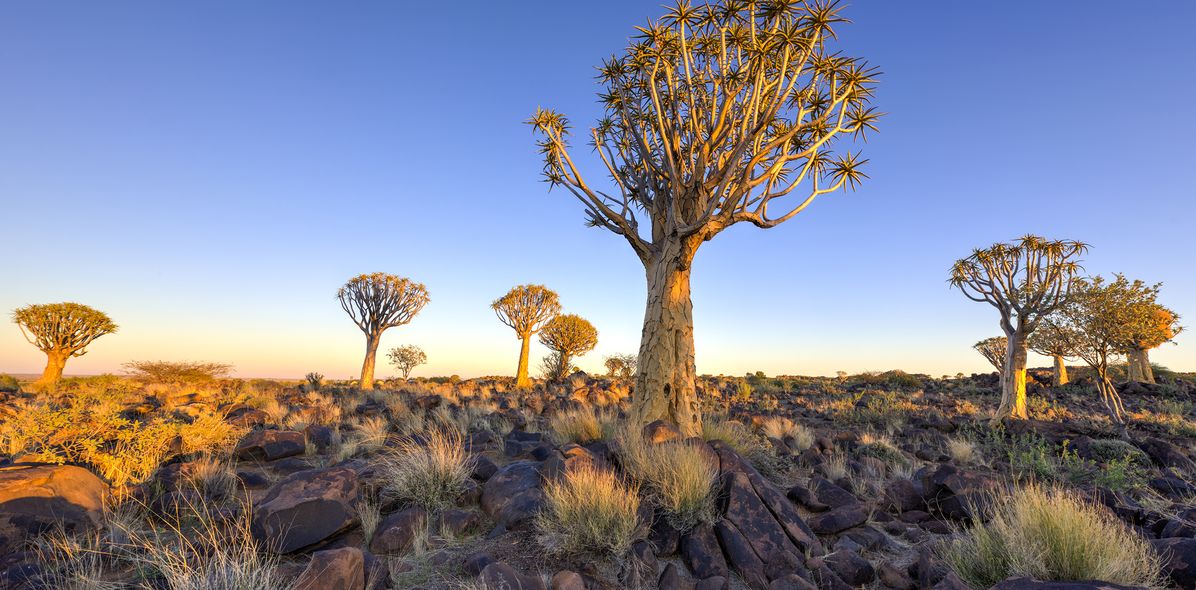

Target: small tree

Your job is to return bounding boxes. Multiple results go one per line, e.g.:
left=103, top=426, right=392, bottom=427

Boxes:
left=530, top=0, right=878, bottom=436
left=492, top=285, right=561, bottom=388
left=123, top=360, right=233, bottom=383
left=1124, top=305, right=1181, bottom=384
left=538, top=314, right=598, bottom=382
left=12, top=302, right=118, bottom=390
left=388, top=344, right=427, bottom=380
left=1056, top=275, right=1160, bottom=434
left=603, top=353, right=638, bottom=379
left=1028, top=319, right=1076, bottom=387
left=337, top=273, right=429, bottom=390
left=950, top=235, right=1087, bottom=421
left=973, top=337, right=1007, bottom=374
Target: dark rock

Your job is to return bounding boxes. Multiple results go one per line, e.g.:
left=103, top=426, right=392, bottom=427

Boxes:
left=251, top=466, right=359, bottom=553
left=438, top=509, right=480, bottom=537
left=877, top=561, right=915, bottom=590
left=234, top=430, right=306, bottom=462
left=658, top=563, right=691, bottom=590
left=682, top=523, right=730, bottom=580
left=551, top=570, right=586, bottom=590
left=0, top=465, right=108, bottom=554
left=714, top=443, right=820, bottom=554
left=1138, top=437, right=1196, bottom=472
left=650, top=515, right=683, bottom=556
left=481, top=562, right=547, bottom=590
left=303, top=424, right=335, bottom=450
left=990, top=577, right=1151, bottom=589
left=1150, top=475, right=1196, bottom=499
left=808, top=506, right=867, bottom=535
left=462, top=552, right=494, bottom=576
left=370, top=507, right=427, bottom=555
left=715, top=519, right=769, bottom=589
left=921, top=463, right=996, bottom=520
left=472, top=455, right=499, bottom=481
left=695, top=576, right=729, bottom=590
left=481, top=461, right=544, bottom=530
left=809, top=478, right=858, bottom=509
left=292, top=547, right=364, bottom=590
left=787, top=485, right=830, bottom=512
left=823, top=550, right=874, bottom=586
left=884, top=478, right=925, bottom=512
left=1153, top=537, right=1196, bottom=589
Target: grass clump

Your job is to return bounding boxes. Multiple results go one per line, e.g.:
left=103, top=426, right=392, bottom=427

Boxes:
left=536, top=464, right=641, bottom=557
left=942, top=484, right=1163, bottom=589
left=380, top=428, right=474, bottom=512
left=618, top=425, right=717, bottom=530
left=548, top=405, right=613, bottom=445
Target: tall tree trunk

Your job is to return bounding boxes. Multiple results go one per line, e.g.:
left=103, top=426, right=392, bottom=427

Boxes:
left=360, top=333, right=380, bottom=390
left=1139, top=349, right=1155, bottom=383
left=1127, top=348, right=1154, bottom=384
left=995, top=333, right=1029, bottom=420
left=632, top=251, right=702, bottom=437
left=1052, top=354, right=1069, bottom=386
left=32, top=350, right=68, bottom=391
left=515, top=335, right=531, bottom=388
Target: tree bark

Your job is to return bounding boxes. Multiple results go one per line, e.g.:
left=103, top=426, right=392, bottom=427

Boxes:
left=995, top=333, right=1029, bottom=420
left=360, top=333, right=381, bottom=390
left=1127, top=348, right=1154, bottom=384
left=32, top=350, right=68, bottom=391
left=632, top=249, right=702, bottom=437
left=1052, top=354, right=1069, bottom=387
left=515, top=335, right=531, bottom=388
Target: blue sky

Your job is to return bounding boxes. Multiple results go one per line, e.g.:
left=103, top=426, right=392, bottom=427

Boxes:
left=2, top=1, right=1193, bottom=379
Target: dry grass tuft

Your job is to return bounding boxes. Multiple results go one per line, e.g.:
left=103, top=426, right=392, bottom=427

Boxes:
left=380, top=427, right=474, bottom=512
left=947, top=437, right=979, bottom=464
left=548, top=406, right=613, bottom=445
left=537, top=464, right=641, bottom=557
left=617, top=424, right=717, bottom=530
left=942, top=483, right=1163, bottom=589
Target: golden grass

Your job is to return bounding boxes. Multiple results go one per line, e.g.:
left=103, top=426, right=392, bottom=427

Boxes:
left=536, top=464, right=641, bottom=557
left=380, top=427, right=474, bottom=512
left=548, top=405, right=614, bottom=445
left=617, top=423, right=717, bottom=530
left=942, top=483, right=1163, bottom=589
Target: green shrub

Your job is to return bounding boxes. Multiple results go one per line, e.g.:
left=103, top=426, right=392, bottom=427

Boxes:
left=942, top=484, right=1163, bottom=589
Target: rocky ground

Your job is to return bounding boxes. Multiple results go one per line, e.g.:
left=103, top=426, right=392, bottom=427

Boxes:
left=0, top=369, right=1195, bottom=590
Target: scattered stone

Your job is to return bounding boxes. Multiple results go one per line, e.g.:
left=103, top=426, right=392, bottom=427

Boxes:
left=370, top=507, right=427, bottom=555
left=808, top=505, right=867, bottom=535
left=481, top=562, right=548, bottom=590
left=0, top=465, right=108, bottom=554
left=252, top=466, right=358, bottom=553
left=292, top=547, right=364, bottom=590
left=1153, top=537, right=1196, bottom=589
left=234, top=430, right=305, bottom=462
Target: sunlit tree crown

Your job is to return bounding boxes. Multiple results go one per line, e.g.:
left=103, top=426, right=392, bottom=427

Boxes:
left=13, top=302, right=118, bottom=357
left=492, top=284, right=561, bottom=336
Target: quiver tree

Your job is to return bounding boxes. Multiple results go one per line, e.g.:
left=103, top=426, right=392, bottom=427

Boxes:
left=387, top=344, right=427, bottom=380
left=538, top=314, right=598, bottom=382
left=1028, top=319, right=1077, bottom=387
left=604, top=353, right=638, bottom=379
left=973, top=336, right=1007, bottom=374
left=337, top=273, right=429, bottom=390
left=530, top=0, right=879, bottom=436
left=1124, top=306, right=1181, bottom=384
left=12, top=302, right=118, bottom=390
left=492, top=285, right=561, bottom=388
left=1057, top=275, right=1161, bottom=435
left=950, top=235, right=1087, bottom=421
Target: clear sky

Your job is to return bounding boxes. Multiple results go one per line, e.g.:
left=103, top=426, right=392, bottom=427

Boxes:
left=2, top=1, right=1194, bottom=380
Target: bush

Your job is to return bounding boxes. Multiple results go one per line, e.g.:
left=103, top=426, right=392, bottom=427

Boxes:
left=618, top=426, right=717, bottom=530
left=942, top=484, right=1163, bottom=589
left=536, top=464, right=640, bottom=557
left=122, top=360, right=232, bottom=383
left=380, top=428, right=473, bottom=512
left=0, top=374, right=19, bottom=393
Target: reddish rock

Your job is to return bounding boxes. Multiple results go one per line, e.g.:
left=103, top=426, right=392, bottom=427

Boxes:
left=234, top=430, right=306, bottom=462
left=293, top=547, right=364, bottom=590
left=0, top=465, right=108, bottom=554
left=370, top=507, right=427, bottom=555
left=252, top=466, right=358, bottom=553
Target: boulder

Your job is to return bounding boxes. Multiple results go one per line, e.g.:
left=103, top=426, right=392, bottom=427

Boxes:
left=921, top=464, right=996, bottom=520
left=682, top=523, right=730, bottom=580
left=808, top=505, right=867, bottom=535
left=252, top=466, right=358, bottom=553
left=481, top=460, right=544, bottom=530
left=369, top=507, right=427, bottom=555
left=234, top=430, right=306, bottom=462
left=480, top=562, right=548, bottom=590
left=1138, top=437, right=1196, bottom=472
left=292, top=547, right=365, bottom=590
left=1153, top=537, right=1196, bottom=589
left=822, top=550, right=874, bottom=586
left=0, top=465, right=108, bottom=554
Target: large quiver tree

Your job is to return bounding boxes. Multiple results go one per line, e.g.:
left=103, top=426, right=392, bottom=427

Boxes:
left=492, top=285, right=561, bottom=388
left=530, top=0, right=879, bottom=436
left=1125, top=305, right=1180, bottom=384
left=338, top=273, right=429, bottom=390
left=950, top=235, right=1087, bottom=422
left=13, top=302, right=118, bottom=391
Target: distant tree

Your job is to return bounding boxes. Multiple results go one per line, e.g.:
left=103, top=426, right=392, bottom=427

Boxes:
left=950, top=235, right=1087, bottom=421
left=337, top=273, right=429, bottom=390
left=492, top=285, right=561, bottom=388
left=538, top=314, right=598, bottom=382
left=387, top=344, right=427, bottom=380
left=1028, top=319, right=1077, bottom=387
left=539, top=351, right=568, bottom=382
left=603, top=353, right=637, bottom=379
left=973, top=337, right=1007, bottom=374
left=1056, top=275, right=1160, bottom=434
left=304, top=372, right=324, bottom=392
left=529, top=0, right=879, bottom=436
left=12, top=302, right=118, bottom=390
left=123, top=360, right=232, bottom=383
left=1124, top=305, right=1181, bottom=384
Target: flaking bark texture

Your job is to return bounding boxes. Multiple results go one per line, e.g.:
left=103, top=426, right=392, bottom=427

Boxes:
left=997, top=335, right=1029, bottom=420
left=1127, top=349, right=1155, bottom=384
left=633, top=246, right=702, bottom=437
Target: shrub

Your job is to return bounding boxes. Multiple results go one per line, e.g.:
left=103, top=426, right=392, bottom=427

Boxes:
left=122, top=360, right=232, bottom=383
left=942, top=484, right=1163, bottom=589
left=618, top=426, right=717, bottom=530
left=536, top=464, right=640, bottom=557
left=380, top=428, right=473, bottom=512
left=0, top=374, right=19, bottom=393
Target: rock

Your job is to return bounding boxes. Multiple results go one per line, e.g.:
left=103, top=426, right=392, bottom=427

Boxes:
left=292, top=547, right=364, bottom=590
left=1153, top=537, right=1196, bottom=589
left=0, top=465, right=108, bottom=554
left=714, top=519, right=769, bottom=589
left=823, top=550, right=874, bottom=586
left=304, top=424, right=335, bottom=450
left=714, top=443, right=820, bottom=554
left=809, top=478, right=858, bottom=509
left=1138, top=437, right=1196, bottom=472
left=877, top=561, right=915, bottom=590
left=787, top=485, right=830, bottom=512
left=1150, top=475, right=1196, bottom=500
left=551, top=570, right=585, bottom=590
left=234, top=430, right=306, bottom=462
left=808, top=505, right=867, bottom=535
left=225, top=404, right=271, bottom=427
left=252, top=466, right=358, bottom=553
left=480, top=562, right=547, bottom=590
left=768, top=574, right=818, bottom=590
left=883, top=478, right=925, bottom=512
left=695, top=576, right=729, bottom=590
left=370, top=507, right=427, bottom=555
left=921, top=464, right=996, bottom=520
left=682, top=523, right=730, bottom=580
left=990, top=578, right=1151, bottom=589
left=462, top=552, right=494, bottom=576
left=472, top=455, right=499, bottom=481
left=438, top=509, right=480, bottom=537
left=481, top=461, right=544, bottom=530
left=658, top=563, right=691, bottom=590
left=644, top=420, right=682, bottom=444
